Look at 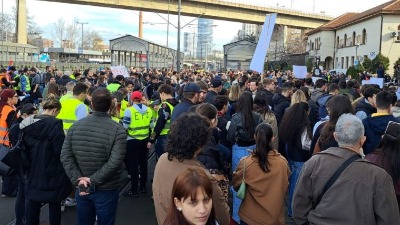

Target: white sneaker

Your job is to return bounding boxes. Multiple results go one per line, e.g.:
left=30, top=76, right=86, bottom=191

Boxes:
left=64, top=197, right=77, bottom=207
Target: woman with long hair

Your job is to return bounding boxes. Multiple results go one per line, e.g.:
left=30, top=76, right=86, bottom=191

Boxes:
left=366, top=121, right=400, bottom=211
left=227, top=91, right=263, bottom=222
left=21, top=95, right=72, bottom=225
left=163, top=168, right=216, bottom=225
left=233, top=123, right=289, bottom=225
left=253, top=91, right=278, bottom=150
left=310, top=95, right=354, bottom=154
left=279, top=102, right=311, bottom=218
left=0, top=89, right=19, bottom=197
left=228, top=83, right=241, bottom=118
left=290, top=89, right=307, bottom=106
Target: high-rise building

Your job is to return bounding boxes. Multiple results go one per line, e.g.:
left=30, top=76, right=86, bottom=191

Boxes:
left=196, top=18, right=214, bottom=59
left=183, top=32, right=197, bottom=58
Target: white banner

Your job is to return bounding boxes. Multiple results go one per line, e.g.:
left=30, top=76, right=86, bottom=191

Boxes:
left=293, top=65, right=308, bottom=79
left=110, top=66, right=130, bottom=78
left=250, top=13, right=277, bottom=73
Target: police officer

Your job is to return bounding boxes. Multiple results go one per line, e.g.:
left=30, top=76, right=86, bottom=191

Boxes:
left=147, top=84, right=179, bottom=158
left=123, top=91, right=152, bottom=197
left=57, top=83, right=89, bottom=133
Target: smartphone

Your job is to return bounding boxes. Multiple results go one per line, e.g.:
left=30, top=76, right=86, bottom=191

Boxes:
left=78, top=184, right=95, bottom=193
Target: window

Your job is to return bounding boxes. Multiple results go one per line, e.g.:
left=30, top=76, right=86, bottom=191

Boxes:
left=344, top=34, right=347, bottom=46
left=397, top=25, right=400, bottom=41
left=352, top=32, right=356, bottom=45
left=362, top=29, right=367, bottom=44
left=336, top=36, right=340, bottom=49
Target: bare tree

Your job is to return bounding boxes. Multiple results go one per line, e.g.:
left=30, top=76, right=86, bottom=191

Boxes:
left=82, top=29, right=103, bottom=50
left=52, top=18, right=66, bottom=47
left=64, top=18, right=79, bottom=48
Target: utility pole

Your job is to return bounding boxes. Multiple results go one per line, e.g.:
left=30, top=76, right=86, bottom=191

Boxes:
left=176, top=0, right=181, bottom=71
left=76, top=21, right=88, bottom=60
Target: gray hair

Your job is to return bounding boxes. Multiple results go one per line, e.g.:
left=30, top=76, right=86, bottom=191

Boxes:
left=335, top=113, right=364, bottom=146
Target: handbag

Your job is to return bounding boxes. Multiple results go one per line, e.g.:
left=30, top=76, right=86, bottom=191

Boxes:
left=236, top=158, right=246, bottom=200
left=0, top=131, right=25, bottom=176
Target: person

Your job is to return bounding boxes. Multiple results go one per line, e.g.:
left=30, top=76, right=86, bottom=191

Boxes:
left=195, top=103, right=230, bottom=202
left=163, top=168, right=216, bottom=225
left=20, top=95, right=71, bottom=225
left=227, top=91, right=263, bottom=222
left=213, top=95, right=230, bottom=149
left=293, top=113, right=400, bottom=224
left=253, top=91, right=278, bottom=150
left=61, top=88, right=127, bottom=225
left=204, top=78, right=222, bottom=104
left=228, top=83, right=241, bottom=118
left=355, top=87, right=379, bottom=120
left=107, top=75, right=125, bottom=93
left=9, top=103, right=37, bottom=225
left=248, top=78, right=258, bottom=99
left=316, top=83, right=339, bottom=119
left=148, top=84, right=179, bottom=158
left=310, top=95, right=354, bottom=154
left=272, top=82, right=293, bottom=125
left=171, top=82, right=202, bottom=122
left=59, top=81, right=75, bottom=102
left=122, top=91, right=152, bottom=197
left=0, top=89, right=19, bottom=197
left=363, top=91, right=400, bottom=155
left=233, top=123, right=290, bottom=225
left=260, top=78, right=275, bottom=108
left=152, top=113, right=230, bottom=225
left=279, top=102, right=311, bottom=217
left=56, top=82, right=88, bottom=133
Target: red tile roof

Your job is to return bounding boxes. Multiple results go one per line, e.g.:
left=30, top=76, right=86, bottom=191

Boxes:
left=306, top=0, right=400, bottom=36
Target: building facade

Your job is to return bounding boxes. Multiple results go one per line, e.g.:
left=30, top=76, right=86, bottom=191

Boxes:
left=183, top=32, right=197, bottom=58
left=306, top=0, right=400, bottom=74
left=196, top=18, right=214, bottom=59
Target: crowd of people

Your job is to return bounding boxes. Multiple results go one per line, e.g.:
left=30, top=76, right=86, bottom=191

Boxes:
left=1, top=65, right=400, bottom=225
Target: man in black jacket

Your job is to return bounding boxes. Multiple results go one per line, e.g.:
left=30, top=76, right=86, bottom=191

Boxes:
left=273, top=82, right=293, bottom=125
left=61, top=88, right=127, bottom=225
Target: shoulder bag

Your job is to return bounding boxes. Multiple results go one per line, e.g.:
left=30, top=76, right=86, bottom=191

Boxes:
left=236, top=158, right=246, bottom=200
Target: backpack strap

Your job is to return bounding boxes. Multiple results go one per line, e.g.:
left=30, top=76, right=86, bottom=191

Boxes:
left=314, top=154, right=361, bottom=208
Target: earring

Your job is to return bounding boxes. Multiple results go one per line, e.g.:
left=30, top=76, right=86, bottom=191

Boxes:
left=177, top=207, right=182, bottom=211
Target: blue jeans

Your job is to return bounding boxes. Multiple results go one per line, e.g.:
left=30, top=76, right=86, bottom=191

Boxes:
left=288, top=160, right=304, bottom=217
left=231, top=144, right=255, bottom=223
left=155, top=135, right=167, bottom=159
left=76, top=189, right=119, bottom=225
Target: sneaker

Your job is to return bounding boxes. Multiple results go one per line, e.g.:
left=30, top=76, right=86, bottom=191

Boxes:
left=64, top=197, right=77, bottom=207
left=123, top=190, right=139, bottom=198
left=61, top=201, right=66, bottom=212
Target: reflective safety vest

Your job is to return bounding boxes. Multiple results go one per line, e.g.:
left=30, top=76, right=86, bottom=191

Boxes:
left=111, top=116, right=120, bottom=123
left=60, top=93, right=73, bottom=103
left=18, top=74, right=31, bottom=92
left=160, top=102, right=174, bottom=136
left=57, top=98, right=83, bottom=132
left=119, top=99, right=129, bottom=119
left=13, top=75, right=20, bottom=91
left=128, top=106, right=152, bottom=140
left=0, top=105, right=15, bottom=146
left=106, top=83, right=121, bottom=93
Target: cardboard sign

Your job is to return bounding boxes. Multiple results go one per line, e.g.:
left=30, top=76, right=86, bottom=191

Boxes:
left=110, top=66, right=129, bottom=78
left=293, top=65, right=307, bottom=79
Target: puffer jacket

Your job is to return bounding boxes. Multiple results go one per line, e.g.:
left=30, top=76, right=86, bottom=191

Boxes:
left=21, top=114, right=72, bottom=203
left=61, top=111, right=127, bottom=190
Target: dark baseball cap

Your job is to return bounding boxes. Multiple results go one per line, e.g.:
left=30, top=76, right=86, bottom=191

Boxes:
left=184, top=83, right=201, bottom=93
left=210, top=78, right=222, bottom=88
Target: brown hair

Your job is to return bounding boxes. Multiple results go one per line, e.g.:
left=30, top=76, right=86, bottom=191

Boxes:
left=163, top=168, right=216, bottom=225
left=42, top=94, right=61, bottom=111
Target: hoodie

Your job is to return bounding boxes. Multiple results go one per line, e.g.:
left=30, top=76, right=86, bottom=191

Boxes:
left=123, top=104, right=150, bottom=140
left=363, top=114, right=400, bottom=155
left=20, top=114, right=72, bottom=202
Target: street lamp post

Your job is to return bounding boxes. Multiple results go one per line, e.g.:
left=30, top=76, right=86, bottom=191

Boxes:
left=76, top=21, right=88, bottom=62
left=176, top=0, right=181, bottom=71
left=355, top=43, right=360, bottom=67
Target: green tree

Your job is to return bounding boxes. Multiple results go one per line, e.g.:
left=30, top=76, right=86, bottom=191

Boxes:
left=346, top=64, right=364, bottom=80
left=362, top=53, right=390, bottom=73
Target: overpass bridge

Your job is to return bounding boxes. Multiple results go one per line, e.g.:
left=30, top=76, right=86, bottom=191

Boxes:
left=38, top=0, right=333, bottom=29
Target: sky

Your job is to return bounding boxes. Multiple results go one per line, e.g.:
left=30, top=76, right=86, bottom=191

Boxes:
left=2, top=0, right=391, bottom=51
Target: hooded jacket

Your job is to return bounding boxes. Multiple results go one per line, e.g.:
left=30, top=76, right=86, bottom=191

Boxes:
left=363, top=114, right=400, bottom=155
left=21, top=114, right=72, bottom=203
left=272, top=93, right=290, bottom=125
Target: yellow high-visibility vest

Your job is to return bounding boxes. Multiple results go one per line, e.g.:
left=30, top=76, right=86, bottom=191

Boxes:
left=128, top=106, right=152, bottom=140
left=57, top=98, right=83, bottom=132
left=160, top=102, right=174, bottom=136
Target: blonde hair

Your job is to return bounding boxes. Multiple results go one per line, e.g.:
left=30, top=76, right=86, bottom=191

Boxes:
left=42, top=94, right=61, bottom=110
left=229, top=84, right=241, bottom=101
left=290, top=90, right=307, bottom=106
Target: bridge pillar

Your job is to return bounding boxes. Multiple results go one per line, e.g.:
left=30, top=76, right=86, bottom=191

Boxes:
left=17, top=0, right=28, bottom=44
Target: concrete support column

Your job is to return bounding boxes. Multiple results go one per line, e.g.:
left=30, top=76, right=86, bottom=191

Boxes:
left=17, top=0, right=28, bottom=44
